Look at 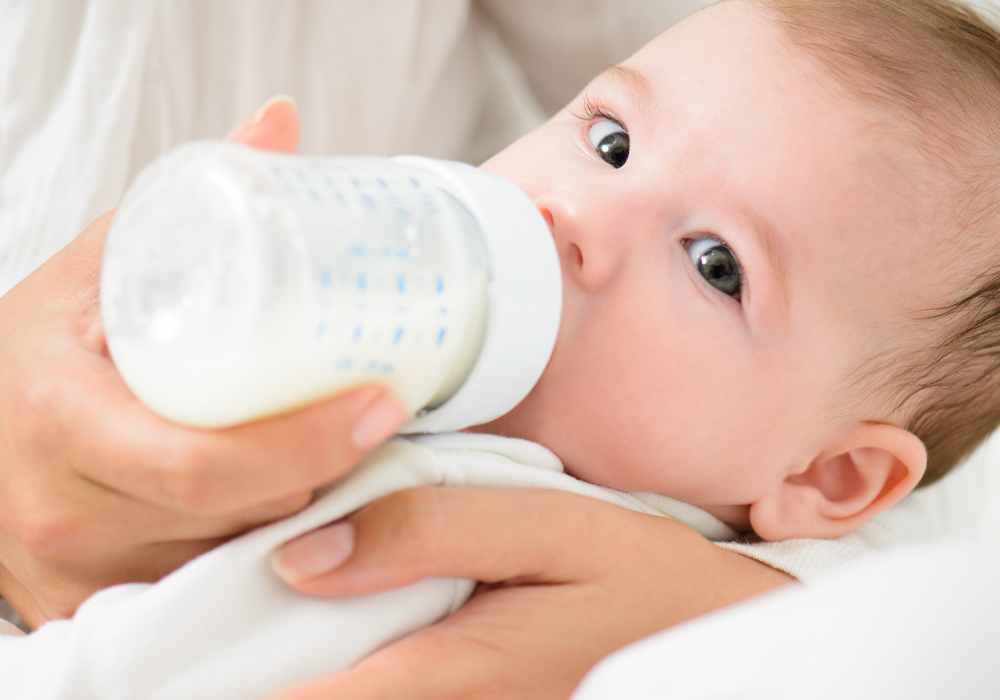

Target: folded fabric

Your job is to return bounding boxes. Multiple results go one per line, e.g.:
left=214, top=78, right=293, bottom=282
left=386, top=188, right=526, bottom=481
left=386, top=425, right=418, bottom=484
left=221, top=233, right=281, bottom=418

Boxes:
left=0, top=433, right=731, bottom=700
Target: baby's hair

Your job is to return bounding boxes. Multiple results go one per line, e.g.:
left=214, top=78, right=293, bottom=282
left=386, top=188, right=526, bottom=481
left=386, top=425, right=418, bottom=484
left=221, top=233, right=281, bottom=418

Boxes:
left=751, top=0, right=1000, bottom=485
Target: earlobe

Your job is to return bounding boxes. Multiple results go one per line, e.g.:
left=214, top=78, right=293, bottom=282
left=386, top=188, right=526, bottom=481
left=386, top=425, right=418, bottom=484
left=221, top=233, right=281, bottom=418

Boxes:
left=749, top=423, right=927, bottom=541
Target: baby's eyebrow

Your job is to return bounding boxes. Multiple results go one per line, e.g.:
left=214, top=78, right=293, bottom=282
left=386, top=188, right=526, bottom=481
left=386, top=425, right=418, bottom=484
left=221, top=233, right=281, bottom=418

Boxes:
left=596, top=64, right=653, bottom=114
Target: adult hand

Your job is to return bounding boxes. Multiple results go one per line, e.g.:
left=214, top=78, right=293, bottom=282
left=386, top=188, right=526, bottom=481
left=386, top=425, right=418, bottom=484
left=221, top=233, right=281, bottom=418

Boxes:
left=0, top=97, right=410, bottom=629
left=268, top=488, right=793, bottom=699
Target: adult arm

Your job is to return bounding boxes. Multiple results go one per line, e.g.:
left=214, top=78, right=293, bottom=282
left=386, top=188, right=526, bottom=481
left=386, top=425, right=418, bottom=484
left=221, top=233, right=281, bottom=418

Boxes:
left=269, top=487, right=792, bottom=699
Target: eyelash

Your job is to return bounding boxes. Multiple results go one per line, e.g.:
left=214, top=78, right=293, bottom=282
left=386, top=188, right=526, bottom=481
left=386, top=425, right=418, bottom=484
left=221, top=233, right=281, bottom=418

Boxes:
left=570, top=91, right=626, bottom=129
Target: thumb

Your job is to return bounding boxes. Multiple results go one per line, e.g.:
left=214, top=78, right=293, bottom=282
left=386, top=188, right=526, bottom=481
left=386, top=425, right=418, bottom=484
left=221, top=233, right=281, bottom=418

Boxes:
left=227, top=94, right=300, bottom=152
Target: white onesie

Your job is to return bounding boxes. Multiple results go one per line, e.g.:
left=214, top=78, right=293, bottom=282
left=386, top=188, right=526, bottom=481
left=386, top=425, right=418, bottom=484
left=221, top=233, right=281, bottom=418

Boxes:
left=0, top=433, right=734, bottom=700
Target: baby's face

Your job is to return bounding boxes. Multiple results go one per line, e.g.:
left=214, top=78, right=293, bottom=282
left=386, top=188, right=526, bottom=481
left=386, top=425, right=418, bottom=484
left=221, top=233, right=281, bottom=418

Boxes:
left=474, top=1, right=950, bottom=520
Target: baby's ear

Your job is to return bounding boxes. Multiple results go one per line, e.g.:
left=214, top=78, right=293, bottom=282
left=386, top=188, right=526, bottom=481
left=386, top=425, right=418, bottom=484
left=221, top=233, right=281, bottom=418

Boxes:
left=748, top=423, right=927, bottom=541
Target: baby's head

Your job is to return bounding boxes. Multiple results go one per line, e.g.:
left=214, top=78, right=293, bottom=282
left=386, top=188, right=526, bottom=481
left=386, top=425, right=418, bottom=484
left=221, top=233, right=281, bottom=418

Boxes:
left=473, top=0, right=1000, bottom=539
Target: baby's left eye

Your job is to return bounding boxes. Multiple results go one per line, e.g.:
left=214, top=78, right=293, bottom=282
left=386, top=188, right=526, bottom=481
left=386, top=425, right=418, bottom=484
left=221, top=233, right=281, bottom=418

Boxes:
left=686, top=236, right=743, bottom=301
left=587, top=118, right=630, bottom=169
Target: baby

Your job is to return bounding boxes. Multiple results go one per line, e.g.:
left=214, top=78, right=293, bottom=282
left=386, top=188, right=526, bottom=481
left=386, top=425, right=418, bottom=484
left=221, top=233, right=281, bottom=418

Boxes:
left=4, top=0, right=1000, bottom=697
left=471, top=0, right=1000, bottom=539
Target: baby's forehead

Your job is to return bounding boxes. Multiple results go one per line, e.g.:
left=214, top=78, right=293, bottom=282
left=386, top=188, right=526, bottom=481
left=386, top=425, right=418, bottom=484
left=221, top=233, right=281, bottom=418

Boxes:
left=643, top=9, right=965, bottom=320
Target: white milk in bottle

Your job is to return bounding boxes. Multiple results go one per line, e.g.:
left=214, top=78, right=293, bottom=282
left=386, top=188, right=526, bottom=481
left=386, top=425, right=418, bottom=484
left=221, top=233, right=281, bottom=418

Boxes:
left=101, top=142, right=561, bottom=432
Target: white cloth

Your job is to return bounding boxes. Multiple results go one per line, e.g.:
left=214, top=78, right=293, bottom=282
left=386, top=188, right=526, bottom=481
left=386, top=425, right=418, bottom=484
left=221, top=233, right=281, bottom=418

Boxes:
left=0, top=433, right=732, bottom=700
left=573, top=543, right=1000, bottom=700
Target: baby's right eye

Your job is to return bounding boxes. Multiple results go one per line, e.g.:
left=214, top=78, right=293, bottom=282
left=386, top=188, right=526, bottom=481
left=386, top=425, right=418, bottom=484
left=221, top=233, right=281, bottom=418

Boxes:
left=685, top=236, right=743, bottom=302
left=587, top=117, right=630, bottom=169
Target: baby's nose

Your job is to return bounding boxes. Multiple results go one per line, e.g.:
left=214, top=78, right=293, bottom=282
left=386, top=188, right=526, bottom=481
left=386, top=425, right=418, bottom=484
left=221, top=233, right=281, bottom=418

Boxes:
left=536, top=200, right=619, bottom=292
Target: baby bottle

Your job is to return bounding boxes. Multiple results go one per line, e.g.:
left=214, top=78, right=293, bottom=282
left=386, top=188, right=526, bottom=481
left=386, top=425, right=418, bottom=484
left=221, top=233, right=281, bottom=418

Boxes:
left=100, top=141, right=561, bottom=432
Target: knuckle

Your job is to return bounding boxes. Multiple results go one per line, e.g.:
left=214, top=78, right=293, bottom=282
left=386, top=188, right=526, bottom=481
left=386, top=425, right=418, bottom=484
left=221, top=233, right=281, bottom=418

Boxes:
left=158, top=440, right=218, bottom=513
left=17, top=510, right=80, bottom=562
left=11, top=377, right=64, bottom=452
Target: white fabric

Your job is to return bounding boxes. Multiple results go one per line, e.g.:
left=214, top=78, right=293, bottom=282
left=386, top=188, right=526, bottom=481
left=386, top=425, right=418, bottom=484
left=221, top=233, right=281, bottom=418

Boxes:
left=574, top=542, right=1000, bottom=700
left=0, top=433, right=731, bottom=699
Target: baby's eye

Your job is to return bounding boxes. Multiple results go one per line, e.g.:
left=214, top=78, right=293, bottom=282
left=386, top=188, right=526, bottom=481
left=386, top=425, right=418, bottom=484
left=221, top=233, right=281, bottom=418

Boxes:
left=587, top=118, right=630, bottom=169
left=686, top=236, right=743, bottom=301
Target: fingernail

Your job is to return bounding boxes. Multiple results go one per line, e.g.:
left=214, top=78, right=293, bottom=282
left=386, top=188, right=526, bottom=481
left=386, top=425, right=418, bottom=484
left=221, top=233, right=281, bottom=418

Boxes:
left=272, top=522, right=354, bottom=583
left=352, top=394, right=409, bottom=450
left=253, top=94, right=297, bottom=124
left=227, top=94, right=296, bottom=140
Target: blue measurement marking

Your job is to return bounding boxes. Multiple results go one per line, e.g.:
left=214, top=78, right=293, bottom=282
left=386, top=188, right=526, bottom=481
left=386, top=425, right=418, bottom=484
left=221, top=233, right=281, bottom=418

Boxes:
left=397, top=247, right=410, bottom=260
left=356, top=273, right=367, bottom=291
left=397, top=274, right=406, bottom=294
left=320, top=269, right=332, bottom=287
left=393, top=326, right=404, bottom=345
left=376, top=177, right=388, bottom=189
left=436, top=327, right=446, bottom=347
left=381, top=363, right=394, bottom=374
left=353, top=325, right=363, bottom=343
left=335, top=357, right=353, bottom=371
left=436, top=276, right=444, bottom=294
left=316, top=321, right=327, bottom=338
left=349, top=243, right=367, bottom=257
left=362, top=193, right=375, bottom=210
left=409, top=177, right=421, bottom=189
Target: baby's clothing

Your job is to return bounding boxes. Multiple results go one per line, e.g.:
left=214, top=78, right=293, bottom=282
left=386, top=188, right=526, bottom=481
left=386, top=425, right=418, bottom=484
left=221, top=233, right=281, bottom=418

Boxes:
left=0, top=433, right=734, bottom=699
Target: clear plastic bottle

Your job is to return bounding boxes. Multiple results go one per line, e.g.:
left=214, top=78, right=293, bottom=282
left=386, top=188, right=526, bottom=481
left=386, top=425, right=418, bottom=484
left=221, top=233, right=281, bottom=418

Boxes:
left=101, top=141, right=561, bottom=431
